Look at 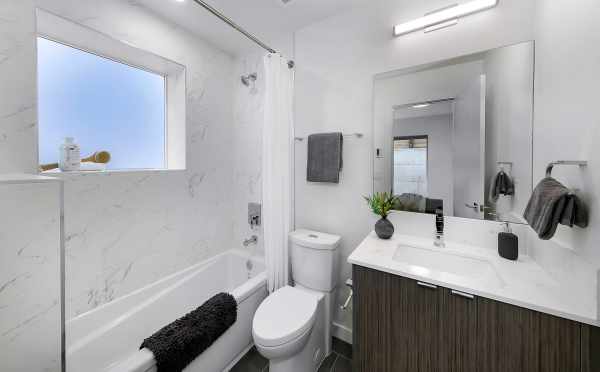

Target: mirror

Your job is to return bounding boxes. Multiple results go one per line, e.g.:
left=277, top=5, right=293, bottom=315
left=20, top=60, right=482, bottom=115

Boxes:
left=373, top=41, right=534, bottom=224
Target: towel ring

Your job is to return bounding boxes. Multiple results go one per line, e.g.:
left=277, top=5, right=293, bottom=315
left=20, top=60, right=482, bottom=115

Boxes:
left=545, top=161, right=588, bottom=177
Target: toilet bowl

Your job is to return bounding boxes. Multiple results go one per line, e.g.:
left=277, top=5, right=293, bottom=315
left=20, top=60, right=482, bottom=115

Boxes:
left=252, top=286, right=325, bottom=372
left=252, top=230, right=341, bottom=372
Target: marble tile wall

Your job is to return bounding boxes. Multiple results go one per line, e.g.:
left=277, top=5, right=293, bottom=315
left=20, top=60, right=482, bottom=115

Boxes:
left=232, top=53, right=266, bottom=257
left=29, top=0, right=238, bottom=319
left=0, top=181, right=61, bottom=372
left=0, top=0, right=269, bottom=370
left=0, top=4, right=251, bottom=371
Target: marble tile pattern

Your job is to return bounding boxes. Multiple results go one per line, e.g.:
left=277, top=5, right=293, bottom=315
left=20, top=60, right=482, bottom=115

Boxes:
left=0, top=0, right=247, bottom=320
left=0, top=182, right=61, bottom=372
left=0, top=1, right=267, bottom=369
left=40, top=0, right=237, bottom=319
left=0, top=0, right=38, bottom=174
left=232, top=53, right=266, bottom=256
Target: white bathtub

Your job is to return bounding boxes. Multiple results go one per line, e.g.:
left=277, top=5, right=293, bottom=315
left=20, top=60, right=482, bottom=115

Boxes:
left=66, top=250, right=267, bottom=372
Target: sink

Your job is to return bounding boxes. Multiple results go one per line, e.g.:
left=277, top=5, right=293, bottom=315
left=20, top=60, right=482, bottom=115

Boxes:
left=393, top=244, right=505, bottom=288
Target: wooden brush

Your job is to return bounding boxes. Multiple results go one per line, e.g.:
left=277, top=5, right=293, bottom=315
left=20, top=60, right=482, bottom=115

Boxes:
left=82, top=151, right=111, bottom=164
left=39, top=151, right=112, bottom=172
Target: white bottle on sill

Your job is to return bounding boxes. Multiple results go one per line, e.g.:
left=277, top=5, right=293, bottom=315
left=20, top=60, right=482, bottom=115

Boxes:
left=59, top=137, right=81, bottom=171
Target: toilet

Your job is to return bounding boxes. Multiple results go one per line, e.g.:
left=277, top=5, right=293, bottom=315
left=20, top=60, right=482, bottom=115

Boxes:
left=252, top=229, right=341, bottom=372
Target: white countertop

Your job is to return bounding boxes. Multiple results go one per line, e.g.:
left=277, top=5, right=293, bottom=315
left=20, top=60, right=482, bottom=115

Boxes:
left=348, top=232, right=599, bottom=327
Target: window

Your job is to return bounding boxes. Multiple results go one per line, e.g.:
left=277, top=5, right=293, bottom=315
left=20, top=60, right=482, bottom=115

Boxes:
left=36, top=8, right=187, bottom=172
left=393, top=136, right=428, bottom=196
left=38, top=37, right=166, bottom=170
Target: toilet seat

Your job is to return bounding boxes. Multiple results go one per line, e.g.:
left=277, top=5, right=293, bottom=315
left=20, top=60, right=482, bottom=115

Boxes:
left=252, top=286, right=318, bottom=348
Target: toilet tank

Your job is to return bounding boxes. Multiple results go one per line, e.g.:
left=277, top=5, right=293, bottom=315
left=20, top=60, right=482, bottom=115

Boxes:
left=289, top=230, right=341, bottom=292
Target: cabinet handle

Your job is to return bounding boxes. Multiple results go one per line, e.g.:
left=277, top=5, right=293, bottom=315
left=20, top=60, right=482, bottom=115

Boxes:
left=417, top=281, right=438, bottom=290
left=451, top=290, right=475, bottom=300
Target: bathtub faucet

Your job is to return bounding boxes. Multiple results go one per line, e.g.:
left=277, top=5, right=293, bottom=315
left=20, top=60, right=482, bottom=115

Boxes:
left=243, top=235, right=258, bottom=247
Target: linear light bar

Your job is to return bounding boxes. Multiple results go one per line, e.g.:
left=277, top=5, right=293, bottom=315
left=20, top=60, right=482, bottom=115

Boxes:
left=394, top=0, right=498, bottom=37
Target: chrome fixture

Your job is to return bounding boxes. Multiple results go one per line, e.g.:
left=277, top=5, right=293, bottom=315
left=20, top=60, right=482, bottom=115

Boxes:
left=189, top=0, right=294, bottom=68
left=294, top=133, right=364, bottom=141
left=248, top=202, right=261, bottom=228
left=243, top=235, right=258, bottom=247
left=434, top=208, right=445, bottom=248
left=545, top=160, right=588, bottom=177
left=241, top=73, right=257, bottom=87
left=340, top=279, right=353, bottom=311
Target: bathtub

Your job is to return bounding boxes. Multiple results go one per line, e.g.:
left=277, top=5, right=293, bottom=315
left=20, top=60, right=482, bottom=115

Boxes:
left=66, top=250, right=267, bottom=372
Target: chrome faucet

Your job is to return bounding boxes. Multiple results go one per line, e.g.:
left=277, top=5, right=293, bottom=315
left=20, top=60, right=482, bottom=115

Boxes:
left=434, top=208, right=445, bottom=248
left=243, top=235, right=258, bottom=247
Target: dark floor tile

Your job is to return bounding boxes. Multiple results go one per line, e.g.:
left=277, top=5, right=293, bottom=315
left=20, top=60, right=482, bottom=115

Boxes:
left=332, top=355, right=352, bottom=372
left=318, top=353, right=338, bottom=372
left=230, top=347, right=268, bottom=372
left=332, top=337, right=353, bottom=360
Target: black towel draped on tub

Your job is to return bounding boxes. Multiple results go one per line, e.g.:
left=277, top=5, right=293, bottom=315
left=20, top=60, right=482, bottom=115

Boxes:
left=140, top=293, right=237, bottom=372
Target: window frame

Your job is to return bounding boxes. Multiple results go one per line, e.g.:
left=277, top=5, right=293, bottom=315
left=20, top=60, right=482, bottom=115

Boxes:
left=35, top=8, right=187, bottom=172
left=392, top=135, right=429, bottom=196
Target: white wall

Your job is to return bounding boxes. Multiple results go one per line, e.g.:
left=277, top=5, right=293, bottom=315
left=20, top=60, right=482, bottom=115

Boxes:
left=527, top=0, right=600, bottom=306
left=294, top=0, right=536, bottom=336
left=393, top=114, right=454, bottom=211
left=483, top=42, right=534, bottom=222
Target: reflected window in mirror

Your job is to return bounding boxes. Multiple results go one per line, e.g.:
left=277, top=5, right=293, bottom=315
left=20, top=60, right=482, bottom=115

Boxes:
left=393, top=136, right=428, bottom=197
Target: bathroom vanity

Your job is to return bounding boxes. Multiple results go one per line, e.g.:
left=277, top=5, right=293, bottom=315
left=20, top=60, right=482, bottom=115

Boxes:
left=349, top=233, right=600, bottom=372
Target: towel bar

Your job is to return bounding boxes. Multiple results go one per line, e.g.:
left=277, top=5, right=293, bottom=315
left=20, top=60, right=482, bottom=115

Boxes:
left=295, top=133, right=363, bottom=141
left=545, top=161, right=588, bottom=177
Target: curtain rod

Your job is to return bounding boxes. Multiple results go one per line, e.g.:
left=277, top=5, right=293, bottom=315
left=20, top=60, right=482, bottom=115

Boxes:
left=190, top=0, right=294, bottom=68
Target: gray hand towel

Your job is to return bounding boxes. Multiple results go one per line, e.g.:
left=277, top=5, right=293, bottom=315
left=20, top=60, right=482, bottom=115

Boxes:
left=523, top=177, right=588, bottom=240
left=307, top=132, right=343, bottom=183
left=489, top=170, right=515, bottom=203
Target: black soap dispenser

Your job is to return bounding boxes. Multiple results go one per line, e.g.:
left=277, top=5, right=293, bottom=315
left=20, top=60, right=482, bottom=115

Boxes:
left=498, top=222, right=518, bottom=261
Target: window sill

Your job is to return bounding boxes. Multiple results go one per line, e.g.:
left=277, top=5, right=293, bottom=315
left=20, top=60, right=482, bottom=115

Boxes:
left=40, top=168, right=186, bottom=178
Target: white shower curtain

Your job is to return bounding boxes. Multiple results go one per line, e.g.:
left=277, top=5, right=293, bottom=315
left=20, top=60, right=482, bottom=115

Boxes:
left=262, top=53, right=294, bottom=293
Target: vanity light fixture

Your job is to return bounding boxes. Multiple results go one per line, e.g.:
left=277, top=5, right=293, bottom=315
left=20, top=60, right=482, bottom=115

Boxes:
left=412, top=103, right=431, bottom=109
left=394, top=0, right=499, bottom=37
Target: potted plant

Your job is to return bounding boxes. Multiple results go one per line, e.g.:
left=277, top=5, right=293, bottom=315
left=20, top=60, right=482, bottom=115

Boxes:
left=364, top=192, right=397, bottom=239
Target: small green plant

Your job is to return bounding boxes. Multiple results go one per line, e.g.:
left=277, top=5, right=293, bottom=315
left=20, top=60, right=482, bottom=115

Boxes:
left=364, top=192, right=397, bottom=218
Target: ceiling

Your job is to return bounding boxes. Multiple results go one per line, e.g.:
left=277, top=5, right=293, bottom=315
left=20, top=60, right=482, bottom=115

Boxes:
left=138, top=0, right=363, bottom=56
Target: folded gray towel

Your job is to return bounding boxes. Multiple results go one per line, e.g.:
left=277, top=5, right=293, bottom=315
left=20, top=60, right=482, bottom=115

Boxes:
left=489, top=170, right=515, bottom=203
left=307, top=132, right=343, bottom=183
left=523, top=177, right=588, bottom=240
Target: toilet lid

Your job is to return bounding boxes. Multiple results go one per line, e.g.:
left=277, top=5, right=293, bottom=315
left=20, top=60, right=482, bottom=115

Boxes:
left=253, top=286, right=318, bottom=347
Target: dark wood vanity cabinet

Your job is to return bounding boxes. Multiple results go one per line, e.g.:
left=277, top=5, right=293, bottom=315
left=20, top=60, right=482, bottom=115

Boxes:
left=353, top=265, right=600, bottom=372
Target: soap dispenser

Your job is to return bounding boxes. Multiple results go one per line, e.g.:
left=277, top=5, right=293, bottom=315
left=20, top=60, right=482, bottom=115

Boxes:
left=498, top=222, right=518, bottom=261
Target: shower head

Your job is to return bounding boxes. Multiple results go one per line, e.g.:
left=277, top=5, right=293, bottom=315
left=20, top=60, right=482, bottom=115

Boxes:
left=241, top=73, right=257, bottom=86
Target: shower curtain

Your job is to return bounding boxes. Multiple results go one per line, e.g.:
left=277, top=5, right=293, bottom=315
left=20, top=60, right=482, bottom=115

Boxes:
left=262, top=53, right=294, bottom=293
